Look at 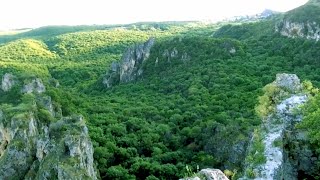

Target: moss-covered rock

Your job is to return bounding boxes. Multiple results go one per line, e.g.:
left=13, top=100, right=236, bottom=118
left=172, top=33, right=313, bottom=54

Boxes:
left=0, top=75, right=98, bottom=179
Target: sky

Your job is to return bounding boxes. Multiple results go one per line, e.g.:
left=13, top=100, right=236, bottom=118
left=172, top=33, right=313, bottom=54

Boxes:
left=0, top=0, right=308, bottom=30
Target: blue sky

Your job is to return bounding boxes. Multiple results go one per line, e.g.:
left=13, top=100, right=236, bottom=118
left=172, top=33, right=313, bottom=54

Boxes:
left=0, top=0, right=308, bottom=30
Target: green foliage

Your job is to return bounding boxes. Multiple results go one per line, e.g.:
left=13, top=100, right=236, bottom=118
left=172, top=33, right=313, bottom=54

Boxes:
left=255, top=84, right=282, bottom=119
left=146, top=175, right=160, bottom=180
left=0, top=82, right=22, bottom=104
left=245, top=129, right=266, bottom=167
left=183, top=165, right=197, bottom=178
left=298, top=93, right=320, bottom=174
left=246, top=168, right=256, bottom=178
left=11, top=139, right=26, bottom=150
left=284, top=0, right=320, bottom=23
left=273, top=137, right=283, bottom=148
left=37, top=108, right=54, bottom=124
left=302, top=80, right=319, bottom=96
left=295, top=80, right=320, bottom=178
left=1, top=16, right=320, bottom=179
left=104, top=165, right=134, bottom=179
left=223, top=169, right=233, bottom=179
left=0, top=39, right=56, bottom=62
left=214, top=20, right=274, bottom=40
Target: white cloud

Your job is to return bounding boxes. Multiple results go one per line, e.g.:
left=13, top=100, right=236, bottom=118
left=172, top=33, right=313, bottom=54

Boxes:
left=0, top=0, right=308, bottom=30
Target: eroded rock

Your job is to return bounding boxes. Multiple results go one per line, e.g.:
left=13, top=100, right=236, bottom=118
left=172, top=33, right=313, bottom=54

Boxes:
left=103, top=38, right=155, bottom=88
left=274, top=73, right=302, bottom=93
left=181, top=168, right=229, bottom=180
left=22, top=78, right=46, bottom=94
left=229, top=48, right=236, bottom=54
left=0, top=74, right=98, bottom=180
left=1, top=73, right=15, bottom=92
left=199, top=169, right=229, bottom=180
left=276, top=20, right=320, bottom=41
left=181, top=52, right=191, bottom=62
left=242, top=73, right=314, bottom=179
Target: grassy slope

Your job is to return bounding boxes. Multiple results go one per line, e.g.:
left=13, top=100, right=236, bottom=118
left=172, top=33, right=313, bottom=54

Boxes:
left=283, top=0, right=320, bottom=23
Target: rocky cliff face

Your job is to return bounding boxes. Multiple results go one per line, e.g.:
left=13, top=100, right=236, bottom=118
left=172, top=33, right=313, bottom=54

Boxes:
left=103, top=38, right=155, bottom=88
left=242, top=73, right=315, bottom=179
left=274, top=0, right=320, bottom=41
left=275, top=20, right=320, bottom=41
left=0, top=73, right=98, bottom=179
left=255, top=95, right=307, bottom=180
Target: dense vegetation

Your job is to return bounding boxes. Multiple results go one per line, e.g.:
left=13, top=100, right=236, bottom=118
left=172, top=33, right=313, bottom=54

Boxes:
left=1, top=1, right=320, bottom=179
left=284, top=0, right=320, bottom=23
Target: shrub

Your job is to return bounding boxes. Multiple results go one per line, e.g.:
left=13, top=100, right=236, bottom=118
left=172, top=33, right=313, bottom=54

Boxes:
left=37, top=108, right=55, bottom=123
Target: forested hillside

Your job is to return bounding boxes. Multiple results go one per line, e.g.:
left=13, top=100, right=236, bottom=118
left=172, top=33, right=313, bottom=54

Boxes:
left=1, top=1, right=320, bottom=179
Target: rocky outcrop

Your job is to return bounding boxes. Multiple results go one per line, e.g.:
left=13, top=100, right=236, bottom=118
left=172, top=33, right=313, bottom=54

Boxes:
left=1, top=74, right=47, bottom=94
left=242, top=73, right=314, bottom=179
left=25, top=116, right=97, bottom=180
left=0, top=75, right=98, bottom=180
left=162, top=48, right=191, bottom=63
left=1, top=73, right=15, bottom=92
left=22, top=78, right=46, bottom=93
left=181, top=168, right=229, bottom=180
left=103, top=38, right=155, bottom=88
left=254, top=95, right=307, bottom=180
left=199, top=169, right=229, bottom=180
left=275, top=20, right=320, bottom=41
left=274, top=73, right=301, bottom=93
left=229, top=48, right=236, bottom=54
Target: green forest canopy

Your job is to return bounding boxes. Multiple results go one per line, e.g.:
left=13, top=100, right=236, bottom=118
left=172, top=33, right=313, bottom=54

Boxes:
left=1, top=11, right=320, bottom=179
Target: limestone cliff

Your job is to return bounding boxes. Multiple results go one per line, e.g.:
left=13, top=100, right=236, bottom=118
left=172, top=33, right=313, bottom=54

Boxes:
left=241, top=73, right=316, bottom=179
left=275, top=0, right=320, bottom=41
left=275, top=20, right=320, bottom=41
left=103, top=38, right=155, bottom=88
left=0, top=74, right=98, bottom=179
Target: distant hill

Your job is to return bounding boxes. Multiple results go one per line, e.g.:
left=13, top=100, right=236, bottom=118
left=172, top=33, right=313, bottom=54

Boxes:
left=274, top=0, right=320, bottom=40
left=0, top=39, right=56, bottom=61
left=283, top=0, right=320, bottom=22
left=0, top=21, right=203, bottom=44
